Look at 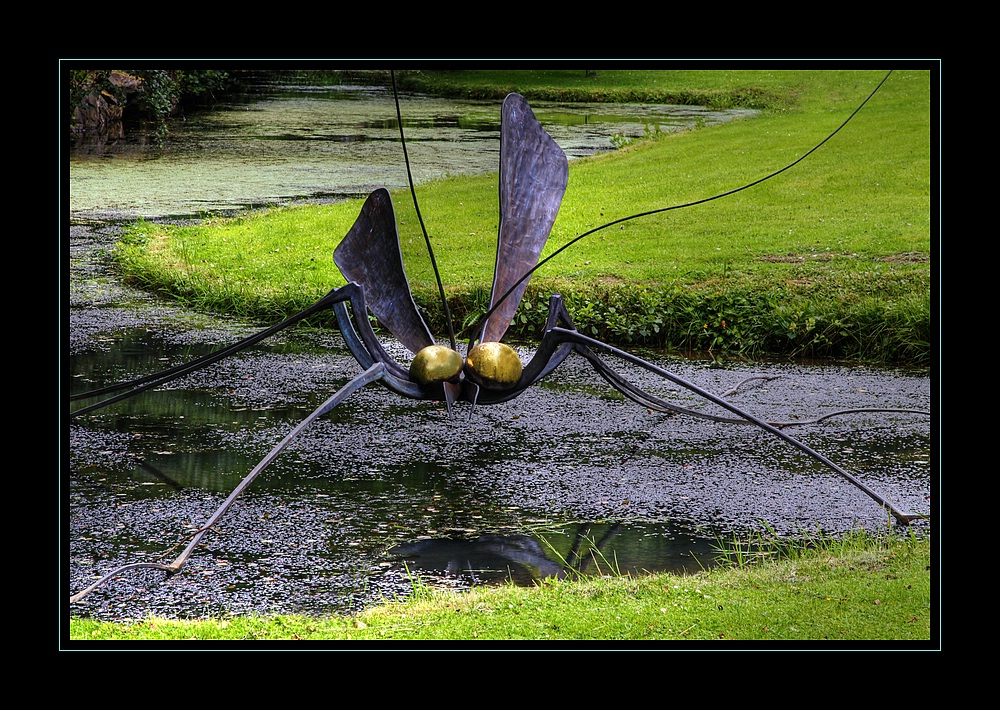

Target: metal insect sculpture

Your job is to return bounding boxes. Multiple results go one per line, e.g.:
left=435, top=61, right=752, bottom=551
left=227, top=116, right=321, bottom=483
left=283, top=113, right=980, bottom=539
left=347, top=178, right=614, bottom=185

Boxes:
left=69, top=71, right=926, bottom=603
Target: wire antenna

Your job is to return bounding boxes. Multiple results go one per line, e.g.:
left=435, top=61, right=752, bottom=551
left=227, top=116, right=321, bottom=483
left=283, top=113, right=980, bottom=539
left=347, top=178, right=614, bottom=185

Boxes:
left=464, top=70, right=894, bottom=341
left=391, top=70, right=457, bottom=351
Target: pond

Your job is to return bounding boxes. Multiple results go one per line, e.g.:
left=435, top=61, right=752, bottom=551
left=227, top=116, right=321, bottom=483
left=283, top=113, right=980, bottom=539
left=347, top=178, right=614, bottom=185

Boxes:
left=69, top=71, right=758, bottom=220
left=66, top=71, right=931, bottom=621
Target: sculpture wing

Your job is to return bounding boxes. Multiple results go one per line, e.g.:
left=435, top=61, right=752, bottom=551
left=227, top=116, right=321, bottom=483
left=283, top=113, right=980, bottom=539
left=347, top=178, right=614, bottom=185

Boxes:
left=480, top=94, right=568, bottom=344
left=334, top=188, right=434, bottom=355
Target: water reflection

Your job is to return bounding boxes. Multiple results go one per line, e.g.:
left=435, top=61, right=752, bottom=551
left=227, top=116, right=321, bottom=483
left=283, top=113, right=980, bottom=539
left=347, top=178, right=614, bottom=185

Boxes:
left=390, top=522, right=720, bottom=587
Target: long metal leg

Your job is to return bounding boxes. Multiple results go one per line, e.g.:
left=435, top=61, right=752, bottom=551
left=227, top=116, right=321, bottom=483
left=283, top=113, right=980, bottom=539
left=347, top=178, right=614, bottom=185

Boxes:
left=70, top=362, right=388, bottom=604
left=540, top=324, right=922, bottom=525
left=71, top=284, right=358, bottom=417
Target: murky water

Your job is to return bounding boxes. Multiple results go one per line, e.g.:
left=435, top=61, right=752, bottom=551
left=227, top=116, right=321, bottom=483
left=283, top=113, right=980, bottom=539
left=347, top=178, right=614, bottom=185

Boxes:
left=68, top=72, right=756, bottom=221
left=65, top=73, right=931, bottom=621
left=67, top=311, right=930, bottom=619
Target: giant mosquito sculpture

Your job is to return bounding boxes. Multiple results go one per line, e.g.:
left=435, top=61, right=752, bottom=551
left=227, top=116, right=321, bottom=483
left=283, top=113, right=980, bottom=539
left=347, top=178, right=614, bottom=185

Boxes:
left=70, top=70, right=928, bottom=603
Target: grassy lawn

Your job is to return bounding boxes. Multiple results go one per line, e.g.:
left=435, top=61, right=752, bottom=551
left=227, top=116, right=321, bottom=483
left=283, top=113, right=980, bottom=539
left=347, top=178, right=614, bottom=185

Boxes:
left=115, top=67, right=932, bottom=364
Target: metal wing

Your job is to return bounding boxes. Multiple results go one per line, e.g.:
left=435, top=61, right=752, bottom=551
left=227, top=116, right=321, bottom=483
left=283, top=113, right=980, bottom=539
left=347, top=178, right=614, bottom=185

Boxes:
left=334, top=188, right=434, bottom=355
left=479, top=94, right=569, bottom=345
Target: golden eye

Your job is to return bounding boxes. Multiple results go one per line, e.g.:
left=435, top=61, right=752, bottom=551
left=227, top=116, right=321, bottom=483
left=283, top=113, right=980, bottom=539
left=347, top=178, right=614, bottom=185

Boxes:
left=409, top=345, right=464, bottom=387
left=465, top=342, right=523, bottom=390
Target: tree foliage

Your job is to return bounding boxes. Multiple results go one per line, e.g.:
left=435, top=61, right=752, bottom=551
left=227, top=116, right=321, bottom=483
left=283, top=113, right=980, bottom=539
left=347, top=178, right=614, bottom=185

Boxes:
left=69, top=69, right=239, bottom=145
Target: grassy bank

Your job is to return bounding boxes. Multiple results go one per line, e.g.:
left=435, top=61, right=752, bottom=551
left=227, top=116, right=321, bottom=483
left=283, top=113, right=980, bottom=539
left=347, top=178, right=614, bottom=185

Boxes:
left=68, top=530, right=932, bottom=643
left=115, top=68, right=932, bottom=365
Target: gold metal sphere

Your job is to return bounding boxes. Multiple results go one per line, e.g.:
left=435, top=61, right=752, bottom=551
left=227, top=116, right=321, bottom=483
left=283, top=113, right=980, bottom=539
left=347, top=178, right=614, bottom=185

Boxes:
left=465, top=342, right=523, bottom=390
left=409, top=345, right=464, bottom=387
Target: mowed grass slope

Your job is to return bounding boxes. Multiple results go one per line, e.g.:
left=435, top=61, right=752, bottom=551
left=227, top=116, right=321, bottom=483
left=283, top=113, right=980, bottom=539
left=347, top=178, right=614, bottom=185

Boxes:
left=117, top=68, right=932, bottom=363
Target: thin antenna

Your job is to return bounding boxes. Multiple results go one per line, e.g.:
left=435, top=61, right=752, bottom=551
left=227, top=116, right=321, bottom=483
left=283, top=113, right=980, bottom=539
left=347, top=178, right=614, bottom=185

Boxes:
left=464, top=70, right=894, bottom=341
left=391, top=70, right=457, bottom=351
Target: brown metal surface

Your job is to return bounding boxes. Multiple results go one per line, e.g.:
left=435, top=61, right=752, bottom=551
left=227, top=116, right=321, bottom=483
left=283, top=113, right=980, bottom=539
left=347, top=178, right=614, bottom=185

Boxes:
left=480, top=94, right=568, bottom=345
left=334, top=188, right=434, bottom=355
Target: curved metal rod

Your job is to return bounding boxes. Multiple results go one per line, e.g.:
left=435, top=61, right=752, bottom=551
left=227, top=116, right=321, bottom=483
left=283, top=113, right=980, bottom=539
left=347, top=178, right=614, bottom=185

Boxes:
left=71, top=183, right=435, bottom=419
left=332, top=293, right=461, bottom=406
left=69, top=562, right=180, bottom=605
left=70, top=278, right=436, bottom=603
left=576, top=345, right=748, bottom=422
left=332, top=287, right=413, bottom=384
left=70, top=362, right=388, bottom=604
left=541, top=326, right=920, bottom=525
left=490, top=296, right=930, bottom=428
left=69, top=279, right=432, bottom=417
left=69, top=286, right=348, bottom=417
left=574, top=346, right=930, bottom=427
left=480, top=295, right=922, bottom=524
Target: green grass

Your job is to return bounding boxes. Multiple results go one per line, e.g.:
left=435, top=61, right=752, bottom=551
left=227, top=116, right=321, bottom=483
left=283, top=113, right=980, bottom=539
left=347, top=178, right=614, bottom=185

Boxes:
left=115, top=68, right=931, bottom=364
left=67, top=530, right=933, bottom=642
left=396, top=68, right=800, bottom=108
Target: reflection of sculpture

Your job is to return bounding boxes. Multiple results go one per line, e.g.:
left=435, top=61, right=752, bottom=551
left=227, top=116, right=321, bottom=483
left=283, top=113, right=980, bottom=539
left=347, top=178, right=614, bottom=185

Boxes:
left=390, top=525, right=633, bottom=586
left=391, top=535, right=569, bottom=586
left=70, top=80, right=926, bottom=604
left=390, top=522, right=727, bottom=586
